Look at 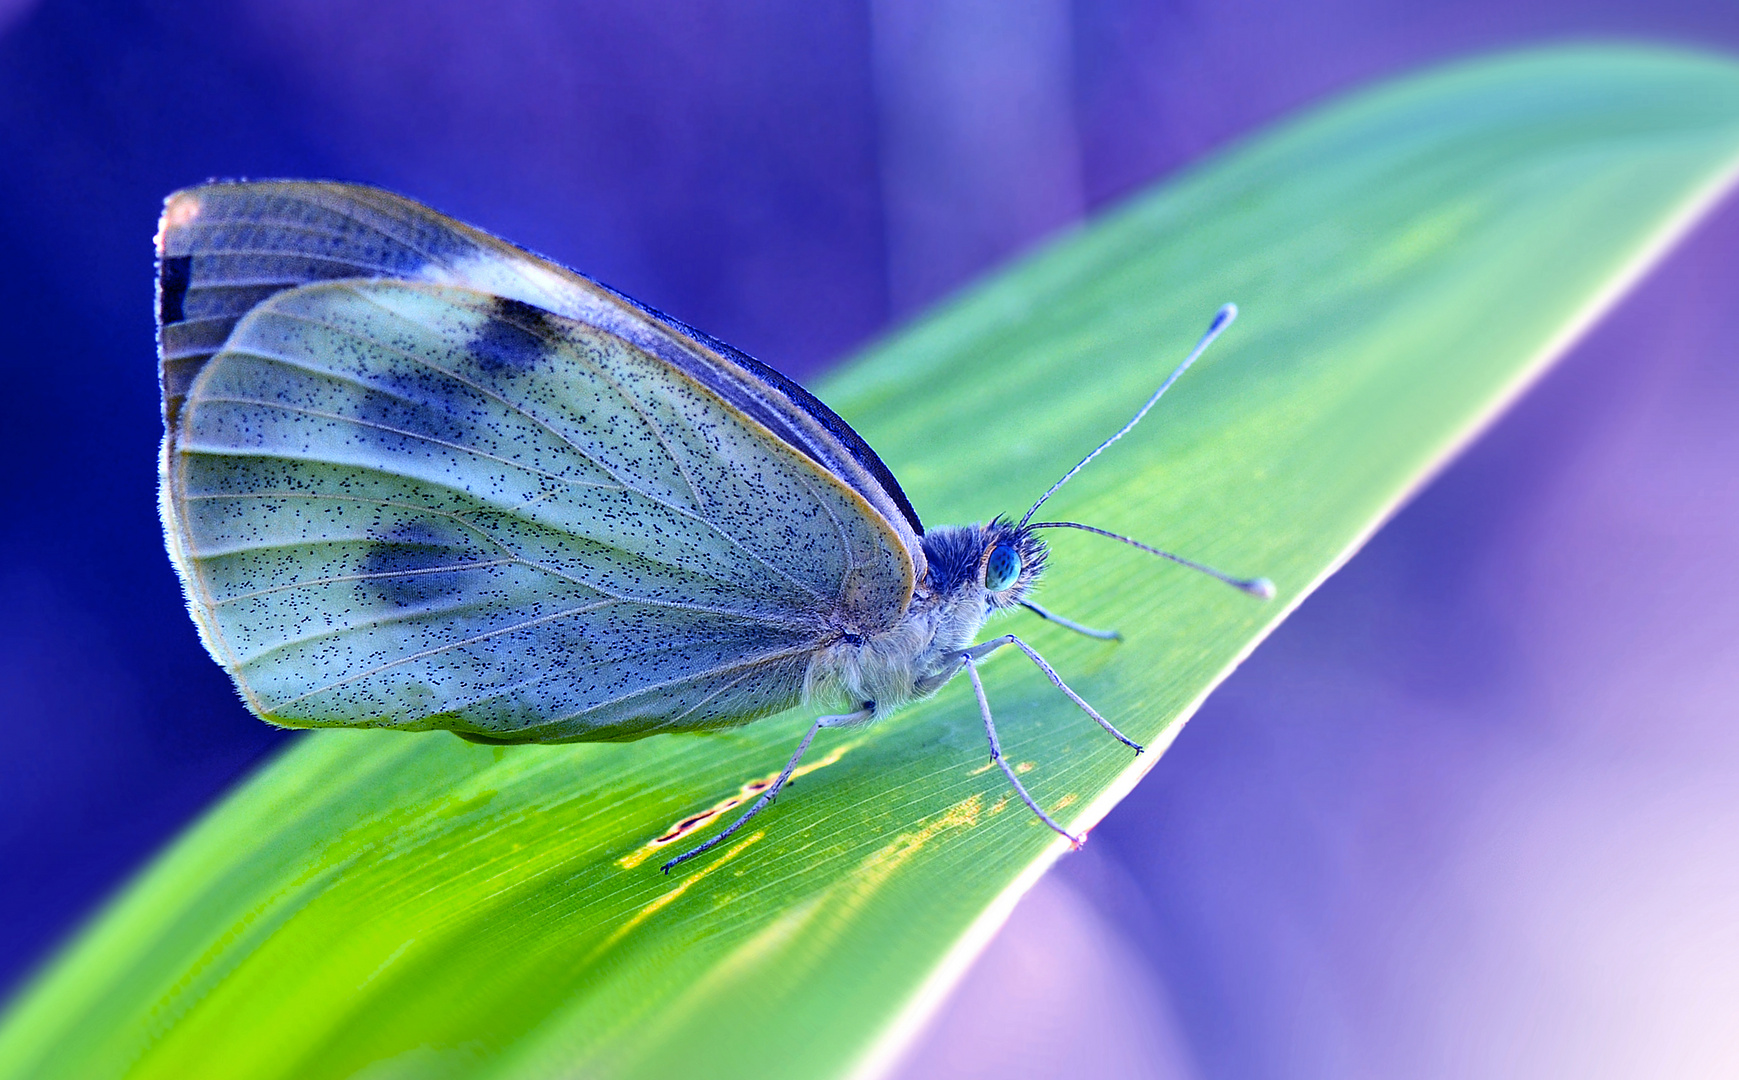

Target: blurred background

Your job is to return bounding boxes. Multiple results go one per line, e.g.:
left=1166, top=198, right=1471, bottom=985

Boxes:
left=1, top=2, right=1736, bottom=1077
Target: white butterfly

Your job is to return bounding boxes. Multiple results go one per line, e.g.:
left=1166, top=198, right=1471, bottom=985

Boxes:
left=156, top=182, right=1268, bottom=871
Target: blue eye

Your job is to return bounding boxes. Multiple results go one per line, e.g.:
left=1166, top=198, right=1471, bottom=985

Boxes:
left=984, top=543, right=1021, bottom=592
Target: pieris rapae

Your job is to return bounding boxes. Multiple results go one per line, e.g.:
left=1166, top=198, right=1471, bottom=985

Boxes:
left=156, top=182, right=1269, bottom=871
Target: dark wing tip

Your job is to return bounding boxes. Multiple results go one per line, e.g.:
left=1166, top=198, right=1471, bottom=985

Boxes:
left=158, top=254, right=193, bottom=326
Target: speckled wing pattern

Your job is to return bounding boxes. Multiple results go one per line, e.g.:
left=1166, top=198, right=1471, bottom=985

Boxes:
left=157, top=184, right=916, bottom=741
left=156, top=182, right=926, bottom=550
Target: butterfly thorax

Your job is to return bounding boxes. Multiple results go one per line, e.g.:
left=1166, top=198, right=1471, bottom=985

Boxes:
left=802, top=519, right=1047, bottom=721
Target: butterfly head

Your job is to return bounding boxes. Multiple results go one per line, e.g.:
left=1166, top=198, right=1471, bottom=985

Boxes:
left=918, top=517, right=1048, bottom=611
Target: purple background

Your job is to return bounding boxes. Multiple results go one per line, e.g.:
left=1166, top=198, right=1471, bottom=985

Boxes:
left=1, top=2, right=1735, bottom=1076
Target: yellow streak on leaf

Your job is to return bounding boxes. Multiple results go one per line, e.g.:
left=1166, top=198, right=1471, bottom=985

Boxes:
left=616, top=739, right=863, bottom=869
left=833, top=794, right=983, bottom=918
left=590, top=832, right=764, bottom=961
left=791, top=739, right=857, bottom=781
left=657, top=793, right=989, bottom=1019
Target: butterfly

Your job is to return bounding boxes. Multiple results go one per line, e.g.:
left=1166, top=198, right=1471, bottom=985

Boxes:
left=155, top=181, right=1270, bottom=872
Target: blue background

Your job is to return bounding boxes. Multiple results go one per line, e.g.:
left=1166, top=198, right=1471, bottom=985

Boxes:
left=2, top=3, right=1737, bottom=1077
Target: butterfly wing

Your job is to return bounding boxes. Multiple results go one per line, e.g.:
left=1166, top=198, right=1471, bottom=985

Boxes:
left=162, top=279, right=913, bottom=741
left=156, top=181, right=926, bottom=565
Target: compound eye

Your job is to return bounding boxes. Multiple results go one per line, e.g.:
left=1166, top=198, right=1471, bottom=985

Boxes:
left=984, top=543, right=1021, bottom=592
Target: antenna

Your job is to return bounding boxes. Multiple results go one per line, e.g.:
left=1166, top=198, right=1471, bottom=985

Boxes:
left=1019, top=303, right=1238, bottom=529
left=1027, top=521, right=1275, bottom=599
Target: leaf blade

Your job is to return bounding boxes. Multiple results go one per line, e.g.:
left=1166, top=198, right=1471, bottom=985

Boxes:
left=5, top=43, right=1739, bottom=1080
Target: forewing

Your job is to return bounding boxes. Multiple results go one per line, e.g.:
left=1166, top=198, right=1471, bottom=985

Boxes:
left=156, top=181, right=928, bottom=568
left=163, top=281, right=914, bottom=741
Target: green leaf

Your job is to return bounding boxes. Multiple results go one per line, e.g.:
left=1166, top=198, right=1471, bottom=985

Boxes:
left=5, top=44, right=1738, bottom=1080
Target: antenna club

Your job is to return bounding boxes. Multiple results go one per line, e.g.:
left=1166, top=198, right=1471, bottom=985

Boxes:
left=1019, top=302, right=1243, bottom=529
left=1243, top=577, right=1277, bottom=601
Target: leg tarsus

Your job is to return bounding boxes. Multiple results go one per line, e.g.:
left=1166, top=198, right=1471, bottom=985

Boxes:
left=661, top=705, right=870, bottom=873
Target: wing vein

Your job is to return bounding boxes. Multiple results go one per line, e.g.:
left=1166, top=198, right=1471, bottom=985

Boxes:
left=265, top=599, right=621, bottom=709
left=210, top=558, right=521, bottom=605
left=266, top=600, right=818, bottom=711
left=183, top=197, right=461, bottom=272
left=797, top=470, right=859, bottom=602
left=289, top=288, right=829, bottom=604
left=559, top=325, right=829, bottom=604
left=267, top=299, right=642, bottom=485
left=436, top=639, right=790, bottom=719
left=562, top=343, right=707, bottom=510
left=547, top=648, right=811, bottom=725
left=180, top=489, right=802, bottom=598
left=264, top=294, right=822, bottom=600
left=238, top=586, right=818, bottom=675
left=189, top=394, right=591, bottom=488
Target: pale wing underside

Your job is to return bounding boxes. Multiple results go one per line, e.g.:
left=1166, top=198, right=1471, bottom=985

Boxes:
left=166, top=281, right=913, bottom=741
left=156, top=181, right=927, bottom=568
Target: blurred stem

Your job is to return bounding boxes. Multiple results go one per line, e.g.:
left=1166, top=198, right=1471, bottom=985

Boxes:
left=868, top=0, right=1086, bottom=316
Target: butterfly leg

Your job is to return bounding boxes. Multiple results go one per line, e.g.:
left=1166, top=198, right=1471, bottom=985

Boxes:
left=662, top=704, right=873, bottom=873
left=1019, top=600, right=1121, bottom=641
left=962, top=654, right=1083, bottom=848
left=964, top=635, right=1143, bottom=753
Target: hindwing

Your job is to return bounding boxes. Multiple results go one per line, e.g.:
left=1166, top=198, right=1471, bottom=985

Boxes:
left=163, top=280, right=913, bottom=740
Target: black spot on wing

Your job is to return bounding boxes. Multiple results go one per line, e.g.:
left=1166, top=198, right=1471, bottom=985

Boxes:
left=469, top=297, right=556, bottom=375
left=359, top=521, right=493, bottom=613
left=159, top=255, right=192, bottom=325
